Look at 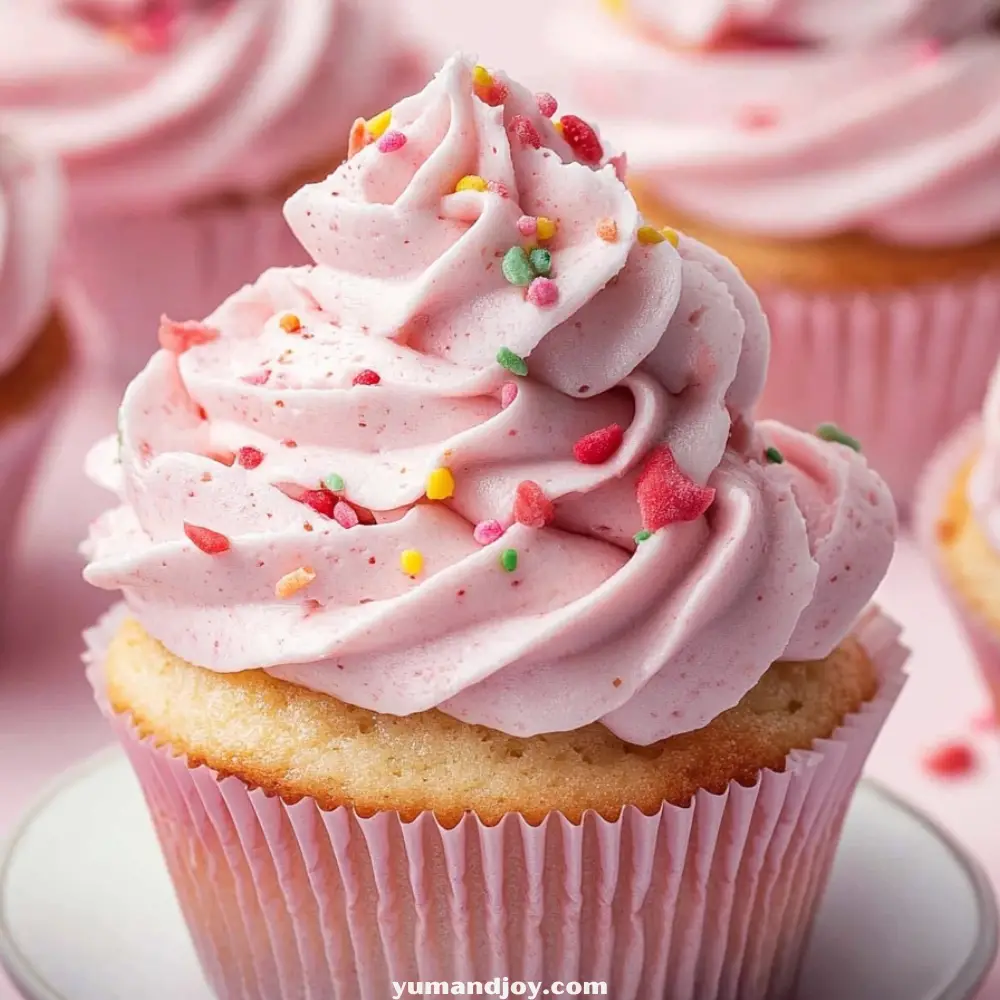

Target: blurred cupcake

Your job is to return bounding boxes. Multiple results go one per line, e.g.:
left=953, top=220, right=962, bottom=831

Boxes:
left=543, top=0, right=1000, bottom=507
left=0, top=134, right=71, bottom=599
left=82, top=56, right=905, bottom=999
left=0, top=0, right=427, bottom=383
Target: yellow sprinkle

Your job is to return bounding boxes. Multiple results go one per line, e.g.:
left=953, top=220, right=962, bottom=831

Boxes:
left=279, top=313, right=301, bottom=333
left=456, top=175, right=489, bottom=193
left=596, top=218, right=618, bottom=242
left=400, top=549, right=424, bottom=576
left=275, top=566, right=316, bottom=599
left=637, top=225, right=667, bottom=245
left=601, top=0, right=627, bottom=14
left=426, top=467, right=456, bottom=501
left=554, top=120, right=565, bottom=136
left=536, top=217, right=557, bottom=241
left=472, top=65, right=494, bottom=89
left=661, top=227, right=680, bottom=247
left=366, top=109, right=392, bottom=140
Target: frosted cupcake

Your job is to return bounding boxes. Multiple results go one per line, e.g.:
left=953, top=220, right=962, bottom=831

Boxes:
left=0, top=0, right=426, bottom=383
left=83, top=56, right=905, bottom=1000
left=0, top=135, right=71, bottom=599
left=542, top=0, right=1000, bottom=506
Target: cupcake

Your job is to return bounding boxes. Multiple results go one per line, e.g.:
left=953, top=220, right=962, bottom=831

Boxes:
left=0, top=0, right=426, bottom=383
left=0, top=134, right=71, bottom=601
left=540, top=0, right=1000, bottom=507
left=83, top=56, right=905, bottom=999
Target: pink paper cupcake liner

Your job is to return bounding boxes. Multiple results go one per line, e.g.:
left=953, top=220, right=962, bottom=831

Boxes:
left=84, top=606, right=906, bottom=1000
left=914, top=419, right=1000, bottom=706
left=59, top=200, right=311, bottom=388
left=756, top=272, right=1000, bottom=511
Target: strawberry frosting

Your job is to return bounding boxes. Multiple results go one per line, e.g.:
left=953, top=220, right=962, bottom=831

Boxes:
left=0, top=134, right=63, bottom=375
left=83, top=56, right=896, bottom=744
left=0, top=0, right=423, bottom=216
left=547, top=5, right=1000, bottom=245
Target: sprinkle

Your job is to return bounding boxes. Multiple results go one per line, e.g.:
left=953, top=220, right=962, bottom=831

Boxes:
left=348, top=117, right=372, bottom=158
left=764, top=446, right=784, bottom=464
left=596, top=218, right=618, bottom=242
left=815, top=422, right=861, bottom=452
left=472, top=65, right=507, bottom=106
left=738, top=106, right=778, bottom=130
left=400, top=549, right=424, bottom=576
left=535, top=217, right=557, bottom=241
left=527, top=277, right=558, bottom=307
left=323, top=473, right=345, bottom=492
left=333, top=501, right=359, bottom=529
left=509, top=114, right=541, bottom=148
left=474, top=519, right=505, bottom=545
left=497, top=346, right=528, bottom=377
left=557, top=114, right=604, bottom=164
left=237, top=446, right=265, bottom=470
left=500, top=548, right=519, bottom=572
left=661, top=227, right=680, bottom=247
left=456, top=174, right=489, bottom=193
left=184, top=523, right=230, bottom=555
left=300, top=488, right=337, bottom=519
left=923, top=741, right=977, bottom=779
left=472, top=64, right=493, bottom=90
left=240, top=369, right=271, bottom=386
left=554, top=120, right=564, bottom=136
left=517, top=216, right=537, bottom=237
left=279, top=313, right=301, bottom=333
left=349, top=501, right=377, bottom=526
left=514, top=480, right=555, bottom=528
left=276, top=567, right=316, bottom=599
left=528, top=248, right=552, bottom=277
left=426, top=467, right=456, bottom=500
left=535, top=92, right=558, bottom=118
left=366, top=109, right=392, bottom=140
left=636, top=445, right=716, bottom=531
left=353, top=369, right=381, bottom=386
left=634, top=529, right=652, bottom=544
left=574, top=424, right=624, bottom=464
left=637, top=225, right=666, bottom=245
left=502, top=246, right=535, bottom=287
left=158, top=316, right=219, bottom=353
left=376, top=129, right=407, bottom=153
left=208, top=450, right=235, bottom=467
left=500, top=382, right=518, bottom=408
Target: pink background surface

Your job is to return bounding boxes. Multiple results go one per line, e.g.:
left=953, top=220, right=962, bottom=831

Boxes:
left=2, top=373, right=1000, bottom=997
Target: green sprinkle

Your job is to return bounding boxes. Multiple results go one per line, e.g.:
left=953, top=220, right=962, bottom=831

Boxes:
left=528, top=247, right=552, bottom=277
left=764, top=446, right=784, bottom=464
left=500, top=548, right=519, bottom=572
left=815, top=422, right=861, bottom=452
left=323, top=473, right=345, bottom=492
left=633, top=529, right=652, bottom=543
left=502, top=246, right=535, bottom=287
left=496, top=346, right=528, bottom=377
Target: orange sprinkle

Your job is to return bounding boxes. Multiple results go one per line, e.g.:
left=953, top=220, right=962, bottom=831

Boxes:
left=279, top=314, right=302, bottom=334
left=596, top=218, right=618, bottom=242
left=276, top=567, right=316, bottom=599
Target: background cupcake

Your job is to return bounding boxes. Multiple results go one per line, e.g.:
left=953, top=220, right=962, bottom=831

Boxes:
left=535, top=0, right=1000, bottom=508
left=0, top=134, right=71, bottom=604
left=82, top=56, right=905, bottom=999
left=0, top=0, right=426, bottom=383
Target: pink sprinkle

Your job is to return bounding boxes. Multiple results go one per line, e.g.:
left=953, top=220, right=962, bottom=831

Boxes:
left=916, top=38, right=941, bottom=62
left=517, top=215, right=537, bottom=237
left=738, top=105, right=778, bottom=130
left=510, top=114, right=542, bottom=149
left=377, top=129, right=407, bottom=153
left=923, top=740, right=977, bottom=778
left=353, top=369, right=381, bottom=386
left=473, top=519, right=505, bottom=545
left=240, top=369, right=271, bottom=386
left=527, top=277, right=558, bottom=307
left=500, top=382, right=518, bottom=409
left=333, top=501, right=360, bottom=529
left=487, top=180, right=510, bottom=198
left=535, top=92, right=558, bottom=118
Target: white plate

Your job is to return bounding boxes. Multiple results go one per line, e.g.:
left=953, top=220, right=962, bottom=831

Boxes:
left=0, top=748, right=996, bottom=1000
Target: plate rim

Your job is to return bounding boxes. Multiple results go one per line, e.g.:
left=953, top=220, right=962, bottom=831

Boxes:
left=1, top=748, right=997, bottom=1000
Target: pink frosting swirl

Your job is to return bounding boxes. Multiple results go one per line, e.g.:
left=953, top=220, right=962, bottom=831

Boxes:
left=0, top=0, right=423, bottom=215
left=83, top=56, right=896, bottom=744
left=547, top=8, right=1000, bottom=245
left=0, top=134, right=63, bottom=374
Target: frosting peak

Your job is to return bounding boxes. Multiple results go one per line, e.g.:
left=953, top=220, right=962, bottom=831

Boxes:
left=84, top=56, right=895, bottom=744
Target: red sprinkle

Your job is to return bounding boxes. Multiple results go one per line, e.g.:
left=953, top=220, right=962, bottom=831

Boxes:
left=923, top=741, right=978, bottom=778
left=237, top=446, right=264, bottom=469
left=347, top=501, right=377, bottom=526
left=636, top=445, right=716, bottom=531
left=353, top=369, right=381, bottom=386
left=513, top=480, right=556, bottom=528
left=299, top=488, right=337, bottom=519
left=183, top=523, right=230, bottom=555
left=559, top=115, right=604, bottom=164
left=158, top=316, right=219, bottom=354
left=574, top=424, right=624, bottom=465
left=526, top=277, right=558, bottom=307
left=509, top=115, right=542, bottom=149
left=535, top=92, right=558, bottom=118
left=475, top=78, right=508, bottom=106
left=240, top=369, right=272, bottom=386
left=500, top=382, right=518, bottom=409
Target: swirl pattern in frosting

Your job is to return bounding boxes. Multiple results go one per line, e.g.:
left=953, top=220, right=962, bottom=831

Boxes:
left=0, top=0, right=423, bottom=214
left=84, top=55, right=896, bottom=744
left=0, top=133, right=63, bottom=374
